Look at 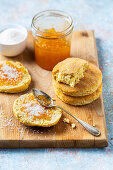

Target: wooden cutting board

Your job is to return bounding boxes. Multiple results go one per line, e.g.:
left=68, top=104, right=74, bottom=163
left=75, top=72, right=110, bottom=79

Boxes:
left=0, top=30, right=108, bottom=148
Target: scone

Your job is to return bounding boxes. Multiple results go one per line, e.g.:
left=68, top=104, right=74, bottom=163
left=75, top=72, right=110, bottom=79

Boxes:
left=53, top=62, right=102, bottom=96
left=52, top=58, right=89, bottom=87
left=54, top=83, right=102, bottom=106
left=0, top=61, right=31, bottom=93
left=13, top=93, right=62, bottom=127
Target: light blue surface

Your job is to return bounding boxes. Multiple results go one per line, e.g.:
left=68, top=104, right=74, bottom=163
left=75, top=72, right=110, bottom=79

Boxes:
left=0, top=0, right=113, bottom=169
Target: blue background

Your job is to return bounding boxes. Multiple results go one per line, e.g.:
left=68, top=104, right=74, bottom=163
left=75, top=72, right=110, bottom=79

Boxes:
left=0, top=0, right=113, bottom=169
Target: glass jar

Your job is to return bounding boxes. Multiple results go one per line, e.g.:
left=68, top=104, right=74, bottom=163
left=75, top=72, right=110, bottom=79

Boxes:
left=31, top=10, right=73, bottom=71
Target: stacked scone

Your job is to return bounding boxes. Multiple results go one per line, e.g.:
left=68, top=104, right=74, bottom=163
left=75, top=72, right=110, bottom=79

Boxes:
left=52, top=58, right=102, bottom=106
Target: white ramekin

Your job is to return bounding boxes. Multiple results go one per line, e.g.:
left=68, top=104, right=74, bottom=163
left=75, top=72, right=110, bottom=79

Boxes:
left=0, top=24, right=28, bottom=57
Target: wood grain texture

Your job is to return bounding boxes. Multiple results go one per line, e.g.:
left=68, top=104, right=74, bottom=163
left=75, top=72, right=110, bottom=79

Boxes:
left=0, top=30, right=108, bottom=148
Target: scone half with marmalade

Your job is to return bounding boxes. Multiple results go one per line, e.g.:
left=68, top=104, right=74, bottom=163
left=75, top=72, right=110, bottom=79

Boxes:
left=13, top=93, right=62, bottom=127
left=0, top=61, right=31, bottom=93
left=53, top=62, right=102, bottom=96
left=52, top=58, right=89, bottom=87
left=54, top=83, right=102, bottom=106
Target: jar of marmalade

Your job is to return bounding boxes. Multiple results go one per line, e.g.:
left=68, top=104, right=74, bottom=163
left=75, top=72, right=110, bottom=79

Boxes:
left=31, top=10, right=73, bottom=71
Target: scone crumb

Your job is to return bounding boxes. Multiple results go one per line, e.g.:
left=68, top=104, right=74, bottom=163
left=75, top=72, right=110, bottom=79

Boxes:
left=88, top=118, right=91, bottom=121
left=63, top=118, right=70, bottom=124
left=71, top=123, right=76, bottom=129
left=93, top=123, right=96, bottom=127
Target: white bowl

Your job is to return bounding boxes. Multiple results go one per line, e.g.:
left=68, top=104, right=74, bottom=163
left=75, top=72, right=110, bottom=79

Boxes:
left=0, top=24, right=28, bottom=57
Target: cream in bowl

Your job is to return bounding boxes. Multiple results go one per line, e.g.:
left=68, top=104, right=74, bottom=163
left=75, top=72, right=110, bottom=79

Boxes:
left=0, top=24, right=28, bottom=57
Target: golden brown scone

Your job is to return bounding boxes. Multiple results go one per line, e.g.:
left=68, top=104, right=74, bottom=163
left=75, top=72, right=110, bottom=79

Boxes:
left=0, top=61, right=31, bottom=93
left=13, top=93, right=62, bottom=127
left=52, top=58, right=89, bottom=87
left=54, top=83, right=102, bottom=106
left=53, top=62, right=102, bottom=96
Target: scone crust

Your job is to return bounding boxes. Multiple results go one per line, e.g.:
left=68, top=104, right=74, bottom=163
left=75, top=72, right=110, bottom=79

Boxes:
left=52, top=57, right=88, bottom=75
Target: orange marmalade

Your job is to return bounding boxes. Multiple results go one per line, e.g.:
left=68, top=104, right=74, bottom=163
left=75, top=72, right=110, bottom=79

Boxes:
left=32, top=10, right=73, bottom=71
left=20, top=94, right=52, bottom=121
left=34, top=28, right=71, bottom=70
left=37, top=94, right=51, bottom=106
left=0, top=61, right=23, bottom=86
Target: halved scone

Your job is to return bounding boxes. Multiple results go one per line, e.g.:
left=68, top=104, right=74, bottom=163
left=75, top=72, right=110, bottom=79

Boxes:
left=13, top=93, right=62, bottom=127
left=0, top=61, right=31, bottom=93
left=52, top=58, right=89, bottom=87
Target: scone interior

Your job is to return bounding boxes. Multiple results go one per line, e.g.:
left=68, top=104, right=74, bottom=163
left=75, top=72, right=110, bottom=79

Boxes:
left=13, top=93, right=62, bottom=127
left=0, top=61, right=31, bottom=93
left=52, top=58, right=89, bottom=87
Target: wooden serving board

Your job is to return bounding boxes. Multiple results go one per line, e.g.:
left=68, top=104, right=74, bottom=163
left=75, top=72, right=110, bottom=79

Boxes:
left=0, top=31, right=108, bottom=148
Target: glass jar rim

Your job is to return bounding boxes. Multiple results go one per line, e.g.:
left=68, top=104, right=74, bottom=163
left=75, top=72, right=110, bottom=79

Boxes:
left=31, top=10, right=73, bottom=39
